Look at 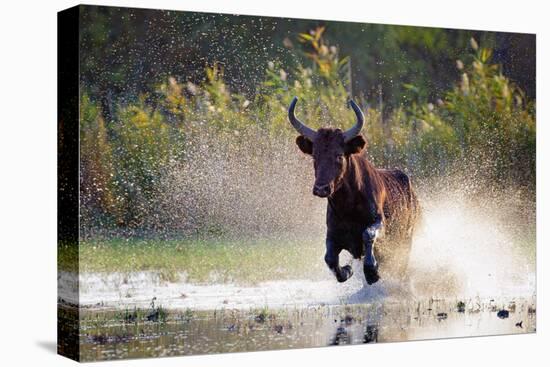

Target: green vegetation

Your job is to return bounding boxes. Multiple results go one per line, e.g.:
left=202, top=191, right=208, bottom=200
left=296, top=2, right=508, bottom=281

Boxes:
left=80, top=27, right=535, bottom=236
left=61, top=238, right=324, bottom=283
left=80, top=6, right=535, bottom=109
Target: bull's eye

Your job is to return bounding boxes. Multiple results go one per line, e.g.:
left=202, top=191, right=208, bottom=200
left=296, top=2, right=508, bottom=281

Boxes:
left=336, top=155, right=344, bottom=164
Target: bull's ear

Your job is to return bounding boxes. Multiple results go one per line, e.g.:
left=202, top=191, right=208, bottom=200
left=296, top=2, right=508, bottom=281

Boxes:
left=345, top=135, right=367, bottom=155
left=296, top=135, right=313, bottom=155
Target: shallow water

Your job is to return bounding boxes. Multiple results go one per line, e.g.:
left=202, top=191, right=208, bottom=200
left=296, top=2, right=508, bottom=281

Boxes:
left=62, top=187, right=536, bottom=361
left=72, top=298, right=535, bottom=361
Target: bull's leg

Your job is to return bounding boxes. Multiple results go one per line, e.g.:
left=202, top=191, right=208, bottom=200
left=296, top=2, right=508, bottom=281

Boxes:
left=325, top=239, right=353, bottom=283
left=363, top=221, right=382, bottom=285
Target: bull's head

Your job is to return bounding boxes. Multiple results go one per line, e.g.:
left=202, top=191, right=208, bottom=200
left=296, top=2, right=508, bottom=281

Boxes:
left=288, top=97, right=366, bottom=198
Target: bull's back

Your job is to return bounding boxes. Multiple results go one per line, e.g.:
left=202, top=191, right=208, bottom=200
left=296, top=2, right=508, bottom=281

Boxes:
left=378, top=168, right=420, bottom=239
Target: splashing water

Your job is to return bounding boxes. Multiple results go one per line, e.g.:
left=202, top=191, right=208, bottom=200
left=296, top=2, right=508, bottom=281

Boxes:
left=407, top=186, right=535, bottom=300
left=80, top=118, right=535, bottom=303
left=151, top=125, right=536, bottom=302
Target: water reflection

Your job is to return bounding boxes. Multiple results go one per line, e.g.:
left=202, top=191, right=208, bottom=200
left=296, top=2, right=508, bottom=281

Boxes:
left=70, top=297, right=535, bottom=361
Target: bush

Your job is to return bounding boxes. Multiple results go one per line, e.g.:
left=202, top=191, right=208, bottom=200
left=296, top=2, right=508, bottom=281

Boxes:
left=79, top=34, right=535, bottom=237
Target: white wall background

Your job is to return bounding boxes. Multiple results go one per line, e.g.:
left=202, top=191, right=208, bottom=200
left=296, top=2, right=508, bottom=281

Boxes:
left=0, top=0, right=546, bottom=366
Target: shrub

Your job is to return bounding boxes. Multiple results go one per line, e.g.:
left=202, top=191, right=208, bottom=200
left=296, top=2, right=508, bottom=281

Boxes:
left=79, top=34, right=535, bottom=236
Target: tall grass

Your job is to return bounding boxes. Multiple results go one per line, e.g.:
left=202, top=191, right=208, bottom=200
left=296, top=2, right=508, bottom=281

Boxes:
left=79, top=31, right=535, bottom=237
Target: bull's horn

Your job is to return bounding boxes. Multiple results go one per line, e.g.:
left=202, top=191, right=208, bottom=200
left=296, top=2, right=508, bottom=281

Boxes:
left=288, top=97, right=317, bottom=140
left=343, top=99, right=365, bottom=142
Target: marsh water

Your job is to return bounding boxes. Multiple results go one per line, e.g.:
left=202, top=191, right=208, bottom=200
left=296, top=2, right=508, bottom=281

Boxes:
left=58, top=262, right=536, bottom=361
left=60, top=190, right=536, bottom=361
left=70, top=297, right=535, bottom=361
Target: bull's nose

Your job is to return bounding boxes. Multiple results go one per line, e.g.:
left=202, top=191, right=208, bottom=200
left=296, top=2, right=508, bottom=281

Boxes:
left=313, top=184, right=331, bottom=198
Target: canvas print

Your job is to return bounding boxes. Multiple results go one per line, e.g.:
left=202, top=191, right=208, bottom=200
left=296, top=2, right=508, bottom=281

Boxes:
left=57, top=4, right=536, bottom=362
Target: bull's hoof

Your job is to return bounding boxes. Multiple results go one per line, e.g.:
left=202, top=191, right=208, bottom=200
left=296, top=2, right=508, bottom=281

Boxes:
left=336, top=265, right=353, bottom=283
left=363, top=265, right=380, bottom=285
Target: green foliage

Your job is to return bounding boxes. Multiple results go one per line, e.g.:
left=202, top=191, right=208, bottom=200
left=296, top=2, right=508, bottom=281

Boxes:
left=80, top=7, right=536, bottom=109
left=80, top=95, right=119, bottom=225
left=79, top=33, right=535, bottom=234
left=111, top=101, right=171, bottom=227
left=415, top=39, right=536, bottom=183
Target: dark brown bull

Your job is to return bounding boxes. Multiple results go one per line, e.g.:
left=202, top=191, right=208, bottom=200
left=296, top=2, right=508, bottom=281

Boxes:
left=288, top=97, right=420, bottom=284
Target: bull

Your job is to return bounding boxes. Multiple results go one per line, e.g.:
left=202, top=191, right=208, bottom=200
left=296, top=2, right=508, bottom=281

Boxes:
left=288, top=97, right=420, bottom=284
